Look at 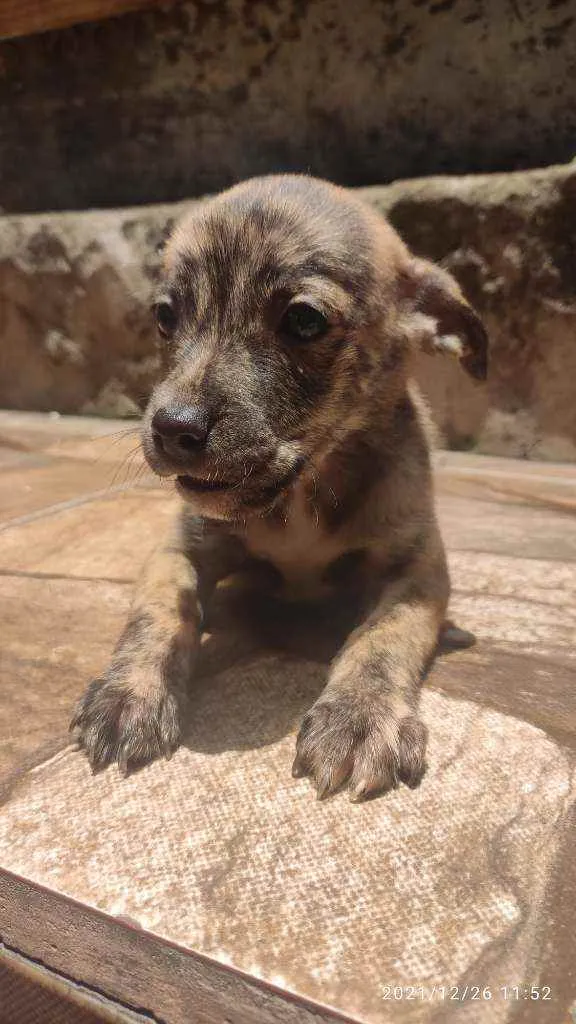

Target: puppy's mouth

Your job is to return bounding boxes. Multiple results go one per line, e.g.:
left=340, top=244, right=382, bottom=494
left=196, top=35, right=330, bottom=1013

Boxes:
left=176, top=474, right=231, bottom=494
left=174, top=455, right=305, bottom=505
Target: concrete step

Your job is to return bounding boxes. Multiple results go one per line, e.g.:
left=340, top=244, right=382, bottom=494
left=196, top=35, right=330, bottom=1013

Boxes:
left=2, top=163, right=576, bottom=461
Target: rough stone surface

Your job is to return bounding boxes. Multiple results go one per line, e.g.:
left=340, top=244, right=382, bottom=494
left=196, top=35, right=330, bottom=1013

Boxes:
left=0, top=0, right=575, bottom=212
left=373, top=163, right=576, bottom=459
left=0, top=202, right=181, bottom=416
left=2, top=164, right=576, bottom=459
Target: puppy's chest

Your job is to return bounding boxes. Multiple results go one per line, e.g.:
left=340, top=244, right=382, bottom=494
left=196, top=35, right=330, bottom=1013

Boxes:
left=242, top=492, right=357, bottom=600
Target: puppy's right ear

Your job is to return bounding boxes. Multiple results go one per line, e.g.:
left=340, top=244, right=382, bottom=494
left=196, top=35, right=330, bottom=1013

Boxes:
left=400, top=256, right=488, bottom=381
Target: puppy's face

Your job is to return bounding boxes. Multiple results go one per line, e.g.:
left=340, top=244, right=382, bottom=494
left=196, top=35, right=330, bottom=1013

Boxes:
left=141, top=175, right=487, bottom=519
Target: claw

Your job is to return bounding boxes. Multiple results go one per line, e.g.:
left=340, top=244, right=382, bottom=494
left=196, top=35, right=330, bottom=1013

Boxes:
left=316, top=779, right=332, bottom=801
left=291, top=754, right=307, bottom=778
left=72, top=678, right=183, bottom=774
left=293, top=695, right=427, bottom=802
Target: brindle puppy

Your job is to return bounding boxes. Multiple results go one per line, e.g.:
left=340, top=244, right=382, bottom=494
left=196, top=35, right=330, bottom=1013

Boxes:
left=72, top=175, right=487, bottom=801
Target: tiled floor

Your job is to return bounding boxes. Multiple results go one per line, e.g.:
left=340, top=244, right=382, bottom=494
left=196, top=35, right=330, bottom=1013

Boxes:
left=0, top=411, right=575, bottom=1023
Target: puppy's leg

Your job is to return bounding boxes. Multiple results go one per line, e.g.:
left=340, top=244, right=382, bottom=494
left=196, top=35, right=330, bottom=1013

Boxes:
left=72, top=513, right=239, bottom=773
left=293, top=532, right=449, bottom=801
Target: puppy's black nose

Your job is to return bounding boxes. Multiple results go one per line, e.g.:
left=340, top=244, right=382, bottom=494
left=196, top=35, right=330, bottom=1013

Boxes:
left=152, top=404, right=210, bottom=457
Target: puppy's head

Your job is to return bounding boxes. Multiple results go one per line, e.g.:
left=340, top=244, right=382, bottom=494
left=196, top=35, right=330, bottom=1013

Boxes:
left=142, top=175, right=487, bottom=519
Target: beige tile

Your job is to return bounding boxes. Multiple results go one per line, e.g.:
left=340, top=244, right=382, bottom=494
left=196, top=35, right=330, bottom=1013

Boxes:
left=0, top=410, right=131, bottom=451
left=0, top=489, right=176, bottom=579
left=448, top=550, right=576, bottom=652
left=0, top=575, right=129, bottom=781
left=437, top=493, right=576, bottom=561
left=0, top=411, right=156, bottom=525
left=0, top=456, right=159, bottom=526
left=434, top=449, right=576, bottom=480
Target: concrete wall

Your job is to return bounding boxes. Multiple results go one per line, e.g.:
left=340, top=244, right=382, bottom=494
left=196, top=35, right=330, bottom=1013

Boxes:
left=2, top=164, right=576, bottom=460
left=1, top=0, right=575, bottom=212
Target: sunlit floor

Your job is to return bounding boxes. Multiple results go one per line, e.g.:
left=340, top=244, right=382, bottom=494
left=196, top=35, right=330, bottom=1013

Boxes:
left=1, top=411, right=575, bottom=1023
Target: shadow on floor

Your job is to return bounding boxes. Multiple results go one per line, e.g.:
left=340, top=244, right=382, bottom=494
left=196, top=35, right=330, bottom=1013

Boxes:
left=178, top=583, right=473, bottom=758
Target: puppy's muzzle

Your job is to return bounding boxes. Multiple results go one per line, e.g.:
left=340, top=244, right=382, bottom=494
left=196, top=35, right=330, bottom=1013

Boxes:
left=150, top=402, right=231, bottom=496
left=146, top=401, right=305, bottom=506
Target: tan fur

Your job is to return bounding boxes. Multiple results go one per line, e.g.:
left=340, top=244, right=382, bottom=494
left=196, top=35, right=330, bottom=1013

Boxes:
left=72, top=175, right=487, bottom=799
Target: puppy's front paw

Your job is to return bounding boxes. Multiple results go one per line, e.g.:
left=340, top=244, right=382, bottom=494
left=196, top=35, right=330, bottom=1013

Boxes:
left=292, top=692, right=427, bottom=802
left=71, top=676, right=184, bottom=774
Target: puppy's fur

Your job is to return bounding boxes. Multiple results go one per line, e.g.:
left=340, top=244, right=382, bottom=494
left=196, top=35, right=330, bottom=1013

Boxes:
left=72, top=175, right=487, bottom=801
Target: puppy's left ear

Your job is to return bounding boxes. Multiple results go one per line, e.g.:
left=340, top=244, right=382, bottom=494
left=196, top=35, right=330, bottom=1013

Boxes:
left=401, top=257, right=488, bottom=381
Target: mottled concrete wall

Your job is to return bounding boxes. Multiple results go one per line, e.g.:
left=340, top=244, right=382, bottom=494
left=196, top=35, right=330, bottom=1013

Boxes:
left=2, top=164, right=576, bottom=459
left=0, top=0, right=575, bottom=212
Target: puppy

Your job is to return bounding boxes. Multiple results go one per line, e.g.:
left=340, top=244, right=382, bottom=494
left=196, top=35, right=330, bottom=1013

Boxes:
left=72, top=175, right=487, bottom=801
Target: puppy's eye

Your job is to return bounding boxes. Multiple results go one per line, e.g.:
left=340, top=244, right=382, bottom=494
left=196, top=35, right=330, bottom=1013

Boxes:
left=154, top=298, right=178, bottom=338
left=280, top=302, right=329, bottom=342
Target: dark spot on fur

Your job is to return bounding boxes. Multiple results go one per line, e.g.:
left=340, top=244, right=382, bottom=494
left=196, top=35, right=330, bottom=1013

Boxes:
left=321, top=431, right=384, bottom=530
left=397, top=716, right=428, bottom=787
left=323, top=548, right=367, bottom=586
left=384, top=34, right=408, bottom=56
left=429, top=0, right=456, bottom=12
left=117, top=612, right=155, bottom=650
left=178, top=586, right=201, bottom=623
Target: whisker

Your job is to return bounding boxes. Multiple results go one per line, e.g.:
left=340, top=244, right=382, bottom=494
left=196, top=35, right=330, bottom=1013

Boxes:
left=125, top=453, right=149, bottom=487
left=232, top=462, right=255, bottom=491
left=91, top=425, right=141, bottom=447
left=83, top=426, right=142, bottom=470
left=107, top=443, right=144, bottom=489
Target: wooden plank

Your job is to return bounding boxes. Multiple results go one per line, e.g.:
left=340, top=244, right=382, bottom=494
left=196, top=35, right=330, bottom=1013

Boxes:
left=0, top=946, right=144, bottom=1023
left=0, top=0, right=166, bottom=40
